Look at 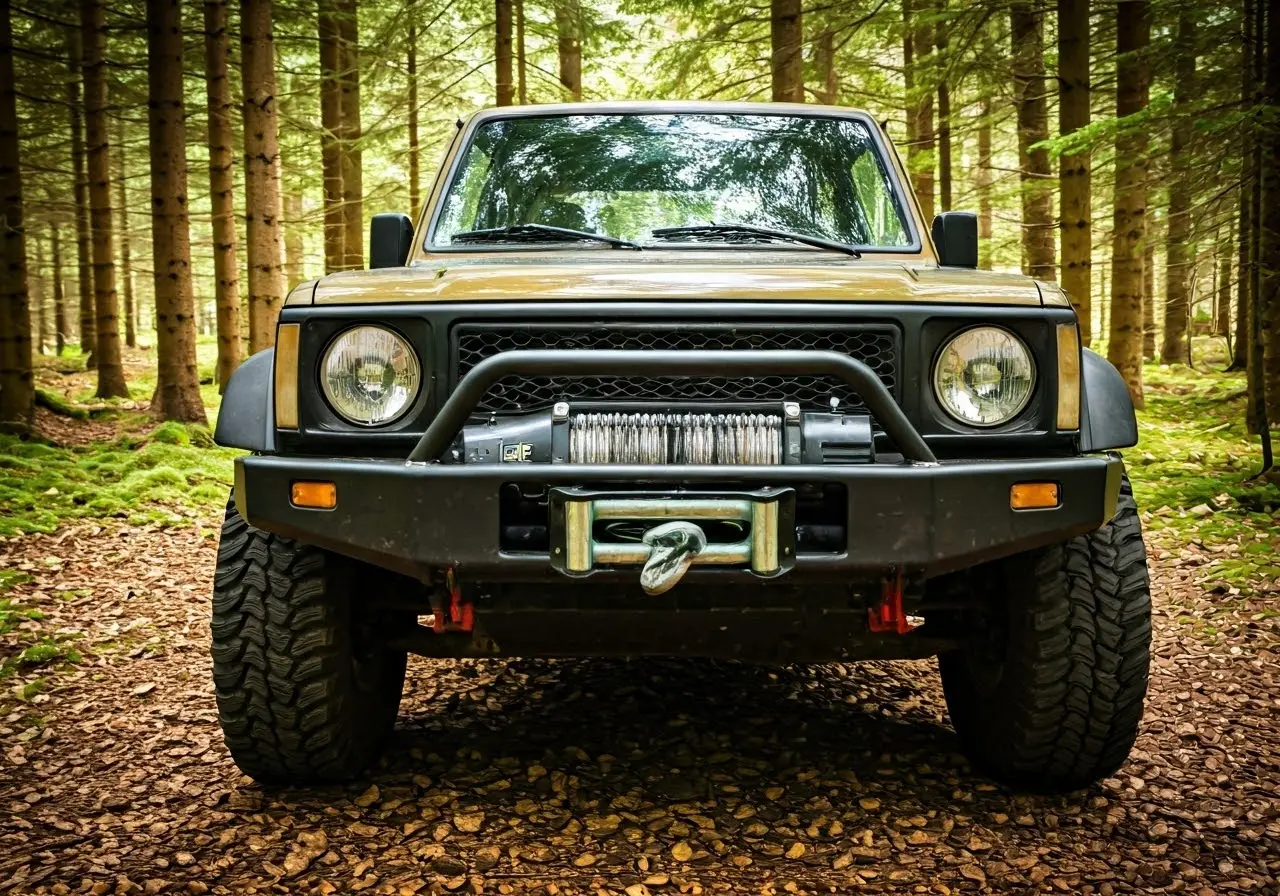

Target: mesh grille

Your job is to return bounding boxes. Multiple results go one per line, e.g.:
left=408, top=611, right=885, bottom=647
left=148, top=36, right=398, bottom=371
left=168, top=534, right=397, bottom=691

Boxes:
left=454, top=323, right=900, bottom=413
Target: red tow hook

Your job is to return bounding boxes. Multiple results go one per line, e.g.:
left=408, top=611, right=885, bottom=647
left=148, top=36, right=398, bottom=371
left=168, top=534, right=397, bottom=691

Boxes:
left=868, top=569, right=913, bottom=635
left=432, top=567, right=475, bottom=634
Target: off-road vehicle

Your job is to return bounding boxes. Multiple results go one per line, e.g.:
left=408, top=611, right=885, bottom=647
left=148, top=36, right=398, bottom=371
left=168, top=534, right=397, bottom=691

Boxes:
left=212, top=102, right=1150, bottom=791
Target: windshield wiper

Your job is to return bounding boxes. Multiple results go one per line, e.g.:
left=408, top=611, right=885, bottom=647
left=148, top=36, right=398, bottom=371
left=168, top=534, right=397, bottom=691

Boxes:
left=450, top=223, right=643, bottom=250
left=650, top=223, right=862, bottom=257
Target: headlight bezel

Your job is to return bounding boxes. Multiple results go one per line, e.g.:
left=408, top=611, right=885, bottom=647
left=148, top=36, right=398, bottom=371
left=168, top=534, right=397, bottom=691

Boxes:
left=319, top=324, right=424, bottom=428
left=931, top=325, right=1037, bottom=429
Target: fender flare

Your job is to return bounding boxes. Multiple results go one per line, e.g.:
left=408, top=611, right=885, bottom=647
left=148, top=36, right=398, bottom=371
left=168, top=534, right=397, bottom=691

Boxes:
left=1079, top=348, right=1138, bottom=452
left=213, top=349, right=275, bottom=452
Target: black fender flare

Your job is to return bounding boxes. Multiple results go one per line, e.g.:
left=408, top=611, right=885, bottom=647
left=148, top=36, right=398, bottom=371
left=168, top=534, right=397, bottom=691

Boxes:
left=213, top=349, right=275, bottom=452
left=1079, top=348, right=1138, bottom=452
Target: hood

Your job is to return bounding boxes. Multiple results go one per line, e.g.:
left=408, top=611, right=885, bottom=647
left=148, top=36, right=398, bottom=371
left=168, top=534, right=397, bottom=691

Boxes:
left=297, top=254, right=1048, bottom=307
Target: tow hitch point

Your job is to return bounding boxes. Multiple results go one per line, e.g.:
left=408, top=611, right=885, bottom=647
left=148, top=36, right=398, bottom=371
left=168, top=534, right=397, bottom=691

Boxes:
left=869, top=570, right=914, bottom=635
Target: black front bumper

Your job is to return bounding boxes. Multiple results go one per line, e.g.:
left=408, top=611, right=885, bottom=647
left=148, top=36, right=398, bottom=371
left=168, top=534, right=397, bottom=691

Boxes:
left=235, top=452, right=1122, bottom=582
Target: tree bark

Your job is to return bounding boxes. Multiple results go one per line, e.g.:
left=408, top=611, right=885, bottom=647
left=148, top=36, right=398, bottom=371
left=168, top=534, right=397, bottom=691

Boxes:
left=815, top=29, right=837, bottom=105
left=32, top=233, right=45, bottom=356
left=903, top=0, right=934, bottom=221
left=1143, top=238, right=1156, bottom=361
left=318, top=0, right=344, bottom=272
left=1058, top=0, right=1091, bottom=343
left=81, top=0, right=128, bottom=398
left=770, top=0, right=804, bottom=103
left=52, top=224, right=67, bottom=356
left=205, top=0, right=241, bottom=391
left=241, top=0, right=285, bottom=353
left=408, top=25, right=420, bottom=212
left=1107, top=0, right=1150, bottom=409
left=1011, top=0, right=1055, bottom=281
left=555, top=0, right=583, bottom=101
left=935, top=0, right=951, bottom=212
left=1216, top=233, right=1232, bottom=339
left=1261, top=0, right=1280, bottom=419
left=516, top=1, right=527, bottom=104
left=66, top=29, right=94, bottom=366
left=1161, top=12, right=1196, bottom=363
left=496, top=0, right=514, bottom=106
left=976, top=96, right=993, bottom=269
left=148, top=0, right=206, bottom=424
left=1231, top=0, right=1253, bottom=371
left=337, top=0, right=363, bottom=270
left=0, top=0, right=31, bottom=433
left=115, top=116, right=135, bottom=349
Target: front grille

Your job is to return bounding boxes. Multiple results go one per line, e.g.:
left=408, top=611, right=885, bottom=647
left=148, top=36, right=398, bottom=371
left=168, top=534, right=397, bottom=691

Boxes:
left=454, top=323, right=900, bottom=414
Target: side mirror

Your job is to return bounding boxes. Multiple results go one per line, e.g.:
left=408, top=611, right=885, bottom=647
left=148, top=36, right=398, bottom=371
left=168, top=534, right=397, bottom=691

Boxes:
left=930, top=212, right=978, bottom=269
left=370, top=213, right=415, bottom=269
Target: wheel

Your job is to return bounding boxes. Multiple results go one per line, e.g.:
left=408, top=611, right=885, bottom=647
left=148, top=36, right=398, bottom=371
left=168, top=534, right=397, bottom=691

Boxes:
left=939, top=470, right=1151, bottom=792
left=210, top=494, right=407, bottom=784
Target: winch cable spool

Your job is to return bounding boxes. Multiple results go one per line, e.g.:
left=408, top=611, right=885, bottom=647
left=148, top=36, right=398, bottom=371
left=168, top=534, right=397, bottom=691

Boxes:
left=568, top=412, right=783, bottom=465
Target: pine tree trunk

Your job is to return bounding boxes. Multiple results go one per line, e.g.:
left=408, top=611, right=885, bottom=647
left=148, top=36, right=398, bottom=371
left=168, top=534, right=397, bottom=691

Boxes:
left=66, top=29, right=95, bottom=366
left=815, top=30, right=837, bottom=105
left=555, top=0, right=583, bottom=101
left=977, top=96, right=993, bottom=269
left=81, top=0, right=128, bottom=398
left=205, top=0, right=242, bottom=390
left=337, top=0, right=363, bottom=270
left=1262, top=0, right=1280, bottom=419
left=32, top=233, right=45, bottom=356
left=1162, top=12, right=1196, bottom=363
left=1231, top=0, right=1253, bottom=372
left=52, top=225, right=67, bottom=356
left=0, top=1, right=33, bottom=433
left=284, top=191, right=304, bottom=287
left=516, top=1, right=527, bottom=104
left=935, top=0, right=951, bottom=212
left=1107, top=0, right=1150, bottom=409
left=1143, top=239, right=1156, bottom=361
left=319, top=0, right=344, bottom=272
left=903, top=0, right=934, bottom=221
left=1011, top=1, right=1055, bottom=281
left=770, top=0, right=804, bottom=103
left=1216, top=233, right=1232, bottom=339
left=115, top=115, right=136, bottom=349
left=1058, top=0, right=1091, bottom=343
left=241, top=0, right=285, bottom=353
left=148, top=0, right=207, bottom=424
left=408, top=27, right=420, bottom=212
left=496, top=0, right=514, bottom=106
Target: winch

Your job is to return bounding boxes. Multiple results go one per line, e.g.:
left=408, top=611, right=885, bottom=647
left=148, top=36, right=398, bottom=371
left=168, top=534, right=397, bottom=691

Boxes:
left=455, top=401, right=875, bottom=465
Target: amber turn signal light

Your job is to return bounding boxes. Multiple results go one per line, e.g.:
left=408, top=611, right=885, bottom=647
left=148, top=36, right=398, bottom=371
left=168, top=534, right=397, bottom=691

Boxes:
left=1010, top=482, right=1060, bottom=510
left=291, top=481, right=337, bottom=509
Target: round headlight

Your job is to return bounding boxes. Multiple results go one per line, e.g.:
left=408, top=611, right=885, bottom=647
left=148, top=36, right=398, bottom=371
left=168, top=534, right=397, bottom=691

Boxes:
left=933, top=327, right=1035, bottom=427
left=321, top=326, right=421, bottom=426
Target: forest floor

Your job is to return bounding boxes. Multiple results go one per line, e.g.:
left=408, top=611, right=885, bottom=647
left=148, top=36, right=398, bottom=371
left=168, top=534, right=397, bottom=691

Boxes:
left=1, top=340, right=1279, bottom=896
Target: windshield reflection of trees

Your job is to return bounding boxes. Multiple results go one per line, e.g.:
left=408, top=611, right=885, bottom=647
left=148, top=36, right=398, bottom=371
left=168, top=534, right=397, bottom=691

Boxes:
left=443, top=114, right=909, bottom=247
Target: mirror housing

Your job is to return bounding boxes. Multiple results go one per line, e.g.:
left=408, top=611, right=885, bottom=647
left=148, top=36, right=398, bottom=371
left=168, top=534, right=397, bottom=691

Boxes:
left=930, top=212, right=979, bottom=269
left=370, top=213, right=415, bottom=269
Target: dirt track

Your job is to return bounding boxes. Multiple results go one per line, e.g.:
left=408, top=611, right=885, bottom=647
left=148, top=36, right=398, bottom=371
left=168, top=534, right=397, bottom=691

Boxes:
left=2, top=521, right=1278, bottom=895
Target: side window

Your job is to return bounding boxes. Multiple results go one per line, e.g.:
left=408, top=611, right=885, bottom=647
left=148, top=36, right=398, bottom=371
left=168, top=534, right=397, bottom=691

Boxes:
left=850, top=151, right=909, bottom=247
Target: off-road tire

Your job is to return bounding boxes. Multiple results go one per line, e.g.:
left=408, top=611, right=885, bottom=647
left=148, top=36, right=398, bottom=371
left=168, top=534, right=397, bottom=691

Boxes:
left=939, top=471, right=1151, bottom=793
left=211, top=496, right=407, bottom=784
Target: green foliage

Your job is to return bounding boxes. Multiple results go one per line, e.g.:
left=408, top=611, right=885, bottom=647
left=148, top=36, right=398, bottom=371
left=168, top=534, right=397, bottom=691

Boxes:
left=0, top=425, right=239, bottom=536
left=1127, top=364, right=1280, bottom=601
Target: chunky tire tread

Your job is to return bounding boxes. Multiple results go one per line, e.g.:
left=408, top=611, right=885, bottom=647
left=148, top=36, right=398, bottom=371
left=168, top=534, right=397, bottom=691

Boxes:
left=941, top=472, right=1151, bottom=792
left=211, top=497, right=406, bottom=784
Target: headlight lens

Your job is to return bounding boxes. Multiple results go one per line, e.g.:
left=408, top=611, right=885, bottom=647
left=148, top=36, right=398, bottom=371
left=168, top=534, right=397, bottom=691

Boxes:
left=321, top=326, right=421, bottom=426
left=933, top=327, right=1035, bottom=427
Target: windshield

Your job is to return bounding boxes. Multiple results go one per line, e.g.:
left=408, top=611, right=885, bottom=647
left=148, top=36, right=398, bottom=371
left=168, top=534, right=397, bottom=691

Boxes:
left=432, top=113, right=914, bottom=250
